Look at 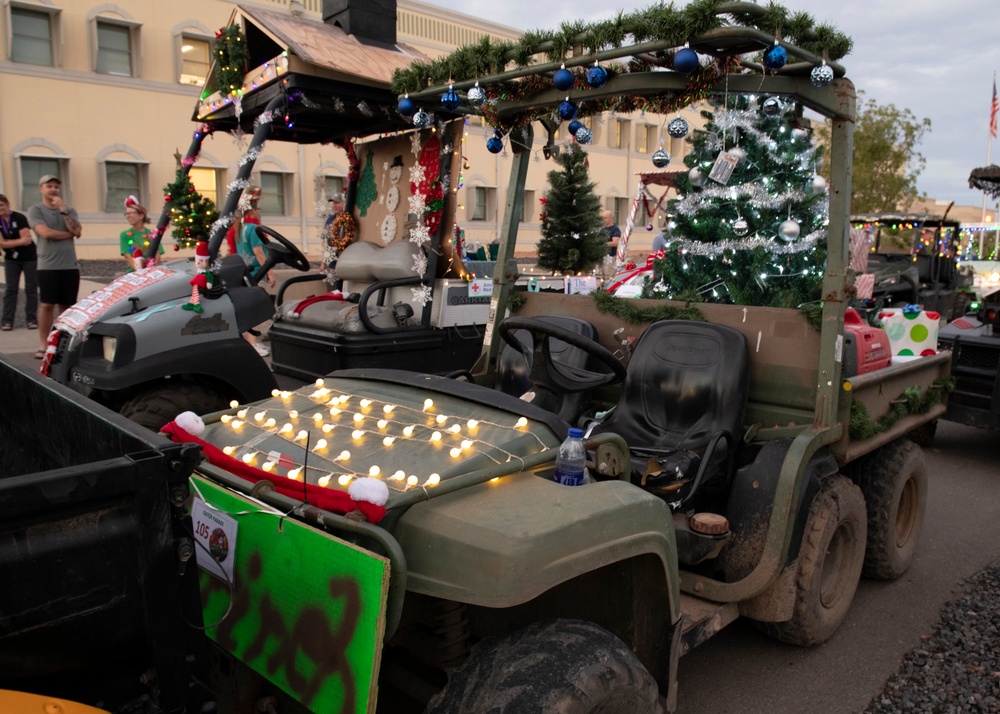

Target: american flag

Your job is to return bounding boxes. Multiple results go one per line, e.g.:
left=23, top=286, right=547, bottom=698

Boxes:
left=991, top=79, right=998, bottom=139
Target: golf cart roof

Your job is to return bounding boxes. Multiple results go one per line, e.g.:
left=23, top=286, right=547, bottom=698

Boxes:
left=969, top=165, right=1000, bottom=200
left=851, top=213, right=960, bottom=229
left=193, top=4, right=428, bottom=143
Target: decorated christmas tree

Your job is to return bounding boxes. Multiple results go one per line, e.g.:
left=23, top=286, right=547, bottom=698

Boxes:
left=164, top=170, right=219, bottom=249
left=536, top=144, right=607, bottom=274
left=650, top=96, right=829, bottom=308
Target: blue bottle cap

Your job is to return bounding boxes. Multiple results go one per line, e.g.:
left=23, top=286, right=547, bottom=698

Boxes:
left=568, top=428, right=584, bottom=438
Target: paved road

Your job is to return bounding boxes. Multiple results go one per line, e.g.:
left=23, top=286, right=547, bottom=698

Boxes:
left=677, top=419, right=1000, bottom=713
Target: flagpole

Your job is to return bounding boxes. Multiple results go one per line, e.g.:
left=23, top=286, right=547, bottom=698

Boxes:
left=984, top=71, right=996, bottom=223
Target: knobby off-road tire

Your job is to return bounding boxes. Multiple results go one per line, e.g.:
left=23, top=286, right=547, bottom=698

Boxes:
left=120, top=382, right=228, bottom=432
left=759, top=475, right=867, bottom=647
left=425, top=619, right=662, bottom=714
left=854, top=438, right=928, bottom=580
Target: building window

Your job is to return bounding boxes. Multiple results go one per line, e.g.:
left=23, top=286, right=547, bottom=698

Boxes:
left=637, top=124, right=659, bottom=154
left=518, top=190, right=535, bottom=223
left=178, top=35, right=210, bottom=86
left=104, top=162, right=143, bottom=213
left=96, top=20, right=136, bottom=76
left=323, top=175, right=345, bottom=199
left=612, top=197, right=631, bottom=227
left=259, top=172, right=288, bottom=215
left=469, top=186, right=495, bottom=222
left=10, top=6, right=55, bottom=66
left=19, top=156, right=63, bottom=207
left=188, top=167, right=220, bottom=206
left=611, top=119, right=630, bottom=150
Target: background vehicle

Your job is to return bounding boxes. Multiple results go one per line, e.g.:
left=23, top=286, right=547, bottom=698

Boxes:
left=8, top=3, right=954, bottom=713
left=937, top=289, right=1000, bottom=430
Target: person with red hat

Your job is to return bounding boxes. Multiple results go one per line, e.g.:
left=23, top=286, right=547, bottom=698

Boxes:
left=120, top=196, right=163, bottom=273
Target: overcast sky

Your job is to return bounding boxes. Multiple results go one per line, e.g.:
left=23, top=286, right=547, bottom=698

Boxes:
left=425, top=0, right=1000, bottom=214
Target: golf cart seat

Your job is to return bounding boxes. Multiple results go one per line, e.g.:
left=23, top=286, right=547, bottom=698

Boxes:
left=590, top=320, right=749, bottom=509
left=495, top=316, right=600, bottom=423
left=212, top=254, right=276, bottom=333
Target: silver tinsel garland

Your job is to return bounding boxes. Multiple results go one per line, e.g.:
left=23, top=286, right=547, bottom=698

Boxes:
left=670, top=229, right=826, bottom=256
left=675, top=182, right=809, bottom=215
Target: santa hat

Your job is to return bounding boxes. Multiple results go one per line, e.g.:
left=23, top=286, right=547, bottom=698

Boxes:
left=248, top=186, right=262, bottom=208
left=195, top=241, right=209, bottom=258
left=124, top=195, right=139, bottom=209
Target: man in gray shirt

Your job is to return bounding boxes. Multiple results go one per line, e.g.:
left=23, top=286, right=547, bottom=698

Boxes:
left=27, top=175, right=81, bottom=359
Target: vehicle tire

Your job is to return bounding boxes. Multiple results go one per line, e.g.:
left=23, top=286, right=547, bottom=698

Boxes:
left=120, top=382, right=229, bottom=432
left=425, top=619, right=662, bottom=714
left=906, top=419, right=937, bottom=448
left=758, top=475, right=866, bottom=647
left=854, top=439, right=928, bottom=580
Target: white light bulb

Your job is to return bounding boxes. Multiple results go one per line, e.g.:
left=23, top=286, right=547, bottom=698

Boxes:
left=403, top=425, right=415, bottom=436
left=338, top=474, right=352, bottom=486
left=461, top=439, right=473, bottom=450
left=315, top=378, right=325, bottom=388
left=426, top=473, right=441, bottom=486
left=336, top=450, right=350, bottom=461
left=265, top=418, right=276, bottom=428
left=352, top=429, right=364, bottom=440
left=423, top=398, right=434, bottom=410
left=449, top=424, right=461, bottom=434
left=377, top=419, right=388, bottom=429
left=515, top=417, right=528, bottom=428
left=436, top=414, right=447, bottom=424
left=406, top=475, right=418, bottom=487
left=360, top=399, right=372, bottom=408
left=430, top=431, right=441, bottom=442
left=280, top=423, right=292, bottom=434
left=322, top=423, right=335, bottom=434
left=383, top=404, right=396, bottom=414
left=318, top=474, right=331, bottom=487
left=230, top=400, right=240, bottom=408
left=254, top=411, right=266, bottom=422
left=242, top=453, right=255, bottom=464
left=237, top=408, right=248, bottom=418
left=315, top=438, right=327, bottom=450
left=467, top=419, right=478, bottom=429
left=288, top=467, right=302, bottom=480
left=222, top=445, right=235, bottom=455
left=369, top=465, right=380, bottom=477
left=450, top=447, right=462, bottom=458
left=383, top=436, right=395, bottom=446
left=289, top=410, right=298, bottom=419
left=221, top=414, right=232, bottom=424
left=262, top=461, right=276, bottom=472
left=353, top=413, right=364, bottom=423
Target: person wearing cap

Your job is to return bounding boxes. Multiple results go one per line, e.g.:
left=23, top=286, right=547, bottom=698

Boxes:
left=324, top=192, right=345, bottom=229
left=120, top=196, right=163, bottom=272
left=27, top=175, right=81, bottom=359
left=0, top=193, right=38, bottom=332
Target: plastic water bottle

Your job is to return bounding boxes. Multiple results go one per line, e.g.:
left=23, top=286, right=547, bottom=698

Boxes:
left=553, top=428, right=587, bottom=486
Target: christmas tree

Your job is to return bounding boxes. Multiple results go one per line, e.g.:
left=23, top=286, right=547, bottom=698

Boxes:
left=650, top=96, right=829, bottom=309
left=536, top=144, right=607, bottom=274
left=164, top=170, right=219, bottom=249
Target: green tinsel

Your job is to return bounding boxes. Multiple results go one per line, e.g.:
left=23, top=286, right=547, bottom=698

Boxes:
left=592, top=289, right=706, bottom=324
left=848, top=378, right=955, bottom=442
left=214, top=24, right=249, bottom=96
left=508, top=291, right=526, bottom=313
left=391, top=0, right=852, bottom=95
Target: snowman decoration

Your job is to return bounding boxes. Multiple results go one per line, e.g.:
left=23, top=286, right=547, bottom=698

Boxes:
left=381, top=155, right=403, bottom=244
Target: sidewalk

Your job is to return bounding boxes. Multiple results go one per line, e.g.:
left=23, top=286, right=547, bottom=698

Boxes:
left=0, top=278, right=107, bottom=371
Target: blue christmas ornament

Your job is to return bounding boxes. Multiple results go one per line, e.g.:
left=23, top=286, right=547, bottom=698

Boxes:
left=553, top=66, right=575, bottom=91
left=467, top=82, right=486, bottom=107
left=586, top=65, right=608, bottom=88
left=397, top=95, right=416, bottom=117
left=568, top=120, right=584, bottom=135
left=667, top=117, right=689, bottom=138
left=811, top=63, right=835, bottom=88
left=412, top=110, right=431, bottom=128
left=762, top=43, right=787, bottom=71
left=558, top=100, right=578, bottom=120
left=486, top=136, right=504, bottom=154
left=441, top=86, right=461, bottom=111
left=574, top=127, right=592, bottom=145
left=673, top=47, right=700, bottom=74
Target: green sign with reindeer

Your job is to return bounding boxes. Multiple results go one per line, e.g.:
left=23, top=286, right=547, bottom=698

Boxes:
left=191, top=475, right=388, bottom=713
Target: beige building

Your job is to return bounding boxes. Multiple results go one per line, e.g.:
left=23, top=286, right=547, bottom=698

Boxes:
left=0, top=0, right=686, bottom=263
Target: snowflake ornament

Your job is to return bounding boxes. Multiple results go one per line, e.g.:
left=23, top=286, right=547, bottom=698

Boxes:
left=411, top=285, right=432, bottom=306
left=408, top=192, right=428, bottom=215
left=412, top=252, right=428, bottom=275
left=409, top=163, right=427, bottom=186
left=409, top=223, right=431, bottom=247
left=410, top=131, right=422, bottom=157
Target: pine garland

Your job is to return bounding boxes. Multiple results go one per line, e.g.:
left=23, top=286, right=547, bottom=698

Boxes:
left=592, top=289, right=706, bottom=324
left=391, top=0, right=852, bottom=96
left=214, top=24, right=249, bottom=96
left=848, top=379, right=955, bottom=442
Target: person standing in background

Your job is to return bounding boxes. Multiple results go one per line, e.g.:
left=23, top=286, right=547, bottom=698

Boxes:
left=120, top=196, right=163, bottom=272
left=27, top=176, right=81, bottom=360
left=603, top=210, right=622, bottom=257
left=0, top=194, right=38, bottom=332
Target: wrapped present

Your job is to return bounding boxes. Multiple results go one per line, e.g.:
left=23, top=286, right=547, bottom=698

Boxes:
left=876, top=305, right=940, bottom=356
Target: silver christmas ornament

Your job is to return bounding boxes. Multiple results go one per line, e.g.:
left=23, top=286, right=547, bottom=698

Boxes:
left=652, top=149, right=671, bottom=168
left=791, top=128, right=808, bottom=142
left=667, top=117, right=689, bottom=138
left=574, top=126, right=593, bottom=144
left=762, top=97, right=783, bottom=117
left=811, top=63, right=835, bottom=88
left=728, top=146, right=746, bottom=162
left=778, top=219, right=801, bottom=242
left=412, top=110, right=431, bottom=128
left=688, top=167, right=707, bottom=187
left=467, top=82, right=486, bottom=107
left=646, top=223, right=654, bottom=231
left=806, top=175, right=828, bottom=195
left=733, top=218, right=749, bottom=236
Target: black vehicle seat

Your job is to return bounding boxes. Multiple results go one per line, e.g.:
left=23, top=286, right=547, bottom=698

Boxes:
left=590, top=319, right=749, bottom=509
left=212, top=254, right=276, bottom=333
left=495, top=315, right=599, bottom=423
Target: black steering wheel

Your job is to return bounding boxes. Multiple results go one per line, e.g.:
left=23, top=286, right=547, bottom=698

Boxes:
left=498, top=316, right=627, bottom=395
left=254, top=224, right=310, bottom=272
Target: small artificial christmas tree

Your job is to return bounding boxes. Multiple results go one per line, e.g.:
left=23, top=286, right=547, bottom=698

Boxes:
left=536, top=144, right=607, bottom=274
left=163, top=170, right=220, bottom=249
left=650, top=96, right=828, bottom=309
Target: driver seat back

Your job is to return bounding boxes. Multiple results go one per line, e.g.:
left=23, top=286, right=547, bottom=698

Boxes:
left=496, top=316, right=598, bottom=423
left=591, top=319, right=749, bottom=508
